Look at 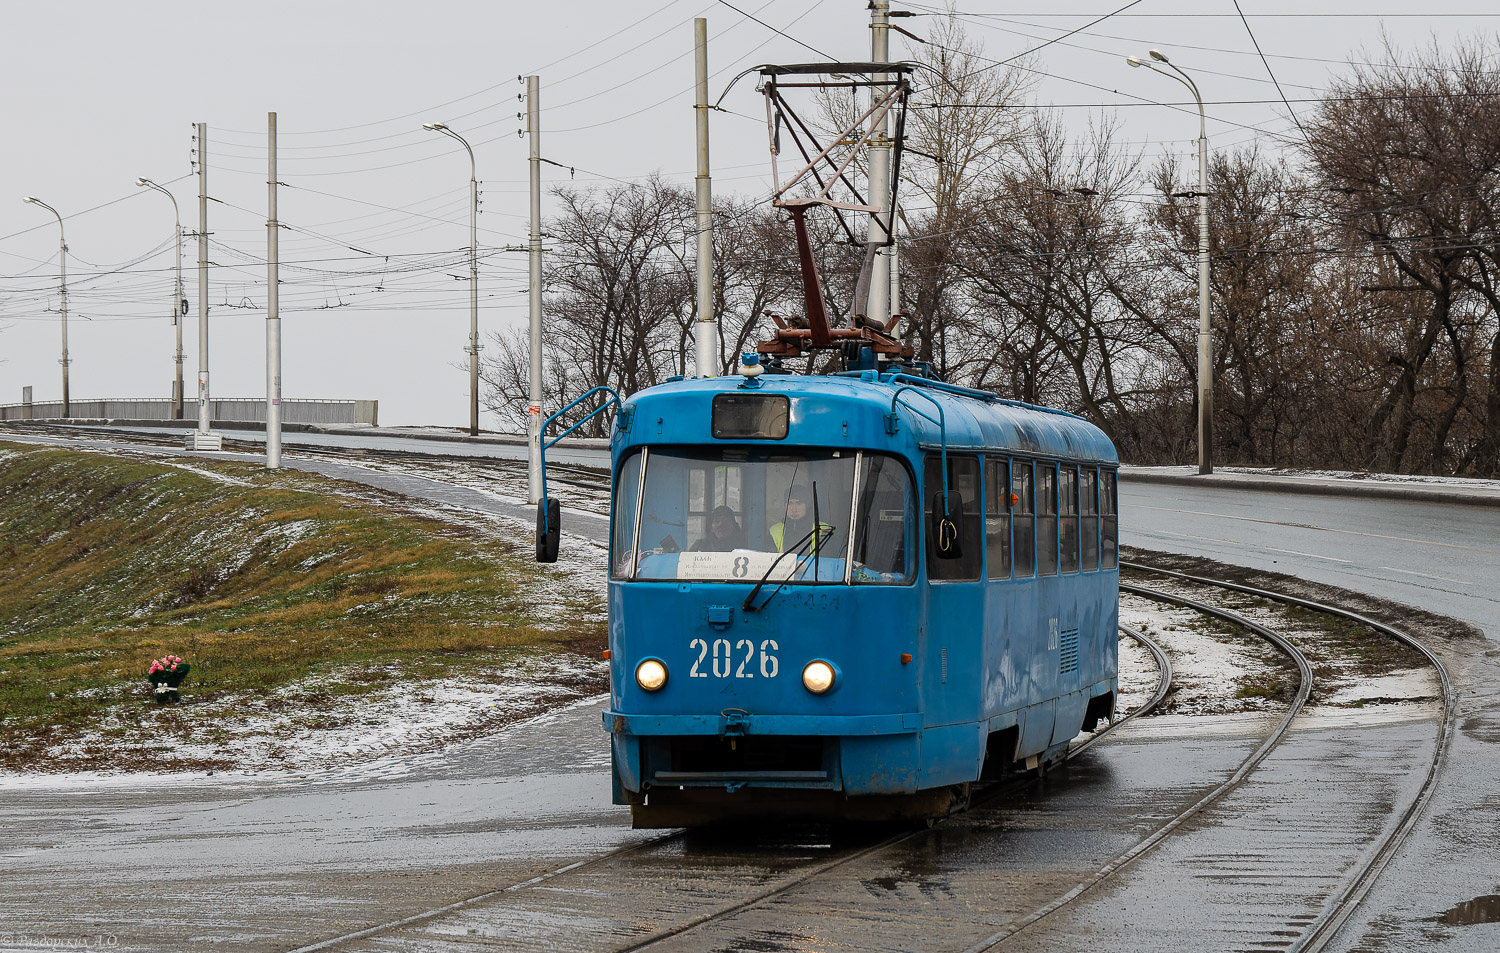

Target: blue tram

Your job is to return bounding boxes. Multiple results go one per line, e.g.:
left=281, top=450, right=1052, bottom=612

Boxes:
left=547, top=361, right=1120, bottom=827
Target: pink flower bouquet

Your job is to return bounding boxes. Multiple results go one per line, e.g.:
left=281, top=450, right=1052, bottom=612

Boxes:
left=147, top=655, right=191, bottom=692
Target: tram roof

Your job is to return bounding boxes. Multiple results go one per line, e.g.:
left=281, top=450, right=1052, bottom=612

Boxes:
left=620, top=373, right=1118, bottom=466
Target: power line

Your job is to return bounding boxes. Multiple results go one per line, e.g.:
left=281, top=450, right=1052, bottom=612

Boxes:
left=1232, top=0, right=1311, bottom=142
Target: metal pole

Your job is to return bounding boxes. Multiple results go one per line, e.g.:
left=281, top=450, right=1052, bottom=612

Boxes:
left=173, top=202, right=184, bottom=419
left=59, top=223, right=69, bottom=417
left=1127, top=53, right=1211, bottom=473
left=693, top=18, right=717, bottom=378
left=422, top=122, right=479, bottom=437
left=867, top=0, right=892, bottom=326
left=1195, top=127, right=1213, bottom=473
left=187, top=122, right=221, bottom=449
left=23, top=197, right=69, bottom=417
left=527, top=75, right=544, bottom=505
left=139, top=178, right=185, bottom=418
left=198, top=122, right=210, bottom=433
left=468, top=149, right=479, bottom=438
left=890, top=201, right=900, bottom=317
left=267, top=112, right=282, bottom=469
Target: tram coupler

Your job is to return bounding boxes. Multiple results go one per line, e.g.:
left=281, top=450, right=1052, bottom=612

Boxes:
left=720, top=709, right=751, bottom=749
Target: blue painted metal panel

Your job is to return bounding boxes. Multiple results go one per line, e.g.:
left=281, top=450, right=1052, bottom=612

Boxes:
left=605, top=710, right=920, bottom=736
left=615, top=375, right=1117, bottom=468
left=609, top=581, right=920, bottom=722
left=841, top=735, right=920, bottom=794
left=918, top=721, right=988, bottom=788
left=1052, top=689, right=1090, bottom=746
left=1017, top=699, right=1056, bottom=758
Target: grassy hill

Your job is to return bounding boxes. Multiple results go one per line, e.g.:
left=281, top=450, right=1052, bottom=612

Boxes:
left=0, top=442, right=604, bottom=771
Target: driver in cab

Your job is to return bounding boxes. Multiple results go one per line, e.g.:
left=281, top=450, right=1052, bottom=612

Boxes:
left=768, top=484, right=834, bottom=553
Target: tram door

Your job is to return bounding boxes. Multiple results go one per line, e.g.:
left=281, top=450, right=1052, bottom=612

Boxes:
left=922, top=454, right=983, bottom=734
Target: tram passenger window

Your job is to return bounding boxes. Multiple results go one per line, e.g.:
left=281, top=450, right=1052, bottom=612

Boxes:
left=1037, top=464, right=1058, bottom=576
left=1081, top=467, right=1100, bottom=572
left=924, top=454, right=981, bottom=581
left=611, top=451, right=644, bottom=579
left=984, top=457, right=1011, bottom=580
left=1101, top=469, right=1119, bottom=570
left=851, top=453, right=914, bottom=584
left=1012, top=462, right=1034, bottom=577
left=1059, top=466, right=1079, bottom=574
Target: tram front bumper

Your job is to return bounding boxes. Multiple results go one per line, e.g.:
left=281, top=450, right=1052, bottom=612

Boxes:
left=605, top=710, right=925, bottom=798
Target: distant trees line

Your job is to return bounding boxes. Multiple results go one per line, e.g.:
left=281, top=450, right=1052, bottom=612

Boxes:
left=481, top=24, right=1500, bottom=478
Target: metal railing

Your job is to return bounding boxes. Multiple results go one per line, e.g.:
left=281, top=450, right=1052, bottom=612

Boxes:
left=0, top=398, right=377, bottom=426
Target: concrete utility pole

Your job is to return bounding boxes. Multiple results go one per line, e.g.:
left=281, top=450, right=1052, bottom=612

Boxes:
left=266, top=112, right=282, bottom=469
left=527, top=75, right=544, bottom=505
left=693, top=18, right=717, bottom=379
left=188, top=122, right=222, bottom=450
left=22, top=196, right=68, bottom=417
left=1128, top=50, right=1212, bottom=473
left=136, top=177, right=185, bottom=419
left=867, top=0, right=892, bottom=326
left=422, top=121, right=480, bottom=437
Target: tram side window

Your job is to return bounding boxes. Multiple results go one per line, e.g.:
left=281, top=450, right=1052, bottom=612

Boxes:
left=924, top=454, right=981, bottom=581
left=1059, top=465, right=1079, bottom=574
left=984, top=457, right=1011, bottom=580
left=1102, top=469, right=1119, bottom=569
left=1081, top=467, right=1100, bottom=572
left=1013, top=461, right=1035, bottom=577
left=611, top=451, right=644, bottom=579
left=851, top=453, right=915, bottom=584
left=1037, top=463, right=1058, bottom=576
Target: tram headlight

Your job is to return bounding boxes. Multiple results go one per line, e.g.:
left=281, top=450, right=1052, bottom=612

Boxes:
left=802, top=660, right=836, bottom=694
left=635, top=658, right=668, bottom=692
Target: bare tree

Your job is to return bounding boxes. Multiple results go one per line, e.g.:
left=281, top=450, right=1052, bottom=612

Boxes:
left=1304, top=36, right=1500, bottom=474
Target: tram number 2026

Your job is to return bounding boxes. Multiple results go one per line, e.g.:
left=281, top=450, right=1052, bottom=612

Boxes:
left=689, top=639, right=779, bottom=679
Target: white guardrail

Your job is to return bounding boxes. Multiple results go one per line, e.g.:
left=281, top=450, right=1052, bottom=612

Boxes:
left=0, top=398, right=377, bottom=426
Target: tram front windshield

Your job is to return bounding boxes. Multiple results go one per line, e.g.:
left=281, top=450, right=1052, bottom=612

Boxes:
left=612, top=447, right=914, bottom=584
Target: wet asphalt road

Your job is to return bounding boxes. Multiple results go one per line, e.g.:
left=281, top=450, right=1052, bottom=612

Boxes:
left=4, top=426, right=1500, bottom=950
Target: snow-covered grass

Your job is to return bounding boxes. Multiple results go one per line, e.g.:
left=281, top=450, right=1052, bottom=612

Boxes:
left=5, top=653, right=606, bottom=785
left=0, top=442, right=609, bottom=777
left=1119, top=579, right=1442, bottom=734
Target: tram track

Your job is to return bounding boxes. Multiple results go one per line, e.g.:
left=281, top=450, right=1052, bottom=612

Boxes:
left=276, top=626, right=1176, bottom=953
left=1117, top=562, right=1458, bottom=953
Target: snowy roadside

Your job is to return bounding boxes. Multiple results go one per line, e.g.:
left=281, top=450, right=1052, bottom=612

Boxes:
left=0, top=449, right=614, bottom=786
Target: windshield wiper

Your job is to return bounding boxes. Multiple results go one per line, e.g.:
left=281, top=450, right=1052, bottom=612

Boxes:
left=741, top=524, right=839, bottom=613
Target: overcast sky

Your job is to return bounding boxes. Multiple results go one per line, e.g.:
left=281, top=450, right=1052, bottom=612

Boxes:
left=1, top=1, right=1495, bottom=428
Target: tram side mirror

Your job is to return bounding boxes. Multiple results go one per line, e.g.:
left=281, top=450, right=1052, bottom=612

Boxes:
left=536, top=496, right=561, bottom=563
left=929, top=492, right=963, bottom=560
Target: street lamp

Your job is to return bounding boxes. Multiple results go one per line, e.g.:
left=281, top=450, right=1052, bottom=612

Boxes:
left=423, top=121, right=481, bottom=437
left=1128, top=49, right=1214, bottom=475
left=137, top=177, right=186, bottom=420
left=23, top=196, right=69, bottom=418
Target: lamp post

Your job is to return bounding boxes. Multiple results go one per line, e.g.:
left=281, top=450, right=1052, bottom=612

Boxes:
left=423, top=122, right=480, bottom=437
left=23, top=196, right=69, bottom=418
left=136, top=177, right=185, bottom=420
left=1128, top=49, right=1213, bottom=474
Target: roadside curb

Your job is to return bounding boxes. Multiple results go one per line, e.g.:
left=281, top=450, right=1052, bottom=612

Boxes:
left=1121, top=467, right=1500, bottom=509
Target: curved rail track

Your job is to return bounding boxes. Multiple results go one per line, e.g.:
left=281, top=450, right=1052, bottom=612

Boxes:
left=1120, top=563, right=1457, bottom=953
left=5, top=426, right=1457, bottom=952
